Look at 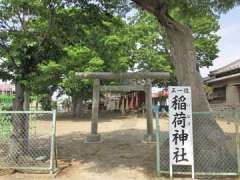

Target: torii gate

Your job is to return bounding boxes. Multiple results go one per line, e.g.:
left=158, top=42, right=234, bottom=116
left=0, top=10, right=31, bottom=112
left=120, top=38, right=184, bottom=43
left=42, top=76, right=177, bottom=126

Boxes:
left=76, top=72, right=170, bottom=143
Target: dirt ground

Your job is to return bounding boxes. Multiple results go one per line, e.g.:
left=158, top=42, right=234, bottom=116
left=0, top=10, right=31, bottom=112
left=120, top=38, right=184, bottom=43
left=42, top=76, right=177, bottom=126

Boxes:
left=0, top=111, right=239, bottom=180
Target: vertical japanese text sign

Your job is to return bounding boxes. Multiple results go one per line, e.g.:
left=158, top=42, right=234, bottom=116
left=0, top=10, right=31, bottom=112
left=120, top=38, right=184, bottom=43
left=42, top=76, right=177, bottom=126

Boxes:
left=169, top=86, right=194, bottom=176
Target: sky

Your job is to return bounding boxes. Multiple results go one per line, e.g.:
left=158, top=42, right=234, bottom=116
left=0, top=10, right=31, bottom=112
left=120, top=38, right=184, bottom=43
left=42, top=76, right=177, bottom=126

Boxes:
left=200, top=6, right=240, bottom=77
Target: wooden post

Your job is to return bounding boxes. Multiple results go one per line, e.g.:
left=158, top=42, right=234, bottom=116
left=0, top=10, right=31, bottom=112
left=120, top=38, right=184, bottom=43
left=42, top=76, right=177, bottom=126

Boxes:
left=85, top=79, right=102, bottom=143
left=144, top=79, right=154, bottom=141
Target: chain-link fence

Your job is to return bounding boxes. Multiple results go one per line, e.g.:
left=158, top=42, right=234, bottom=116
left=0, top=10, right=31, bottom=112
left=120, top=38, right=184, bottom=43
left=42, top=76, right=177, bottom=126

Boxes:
left=0, top=111, right=56, bottom=174
left=155, top=111, right=240, bottom=176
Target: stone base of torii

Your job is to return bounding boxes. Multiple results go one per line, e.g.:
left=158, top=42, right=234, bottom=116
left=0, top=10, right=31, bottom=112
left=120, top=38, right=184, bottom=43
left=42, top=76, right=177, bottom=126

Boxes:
left=76, top=72, right=170, bottom=143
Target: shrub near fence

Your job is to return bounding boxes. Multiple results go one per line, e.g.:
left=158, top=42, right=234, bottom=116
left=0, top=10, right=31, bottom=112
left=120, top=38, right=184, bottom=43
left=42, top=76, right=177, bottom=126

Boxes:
left=0, top=114, right=12, bottom=139
left=0, top=95, right=13, bottom=105
left=0, top=111, right=56, bottom=174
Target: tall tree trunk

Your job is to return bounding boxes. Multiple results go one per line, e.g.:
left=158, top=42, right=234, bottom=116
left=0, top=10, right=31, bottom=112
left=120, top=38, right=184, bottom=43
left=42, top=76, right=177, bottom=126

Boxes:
left=165, top=24, right=209, bottom=111
left=13, top=82, right=24, bottom=111
left=72, top=96, right=76, bottom=116
left=40, top=94, right=52, bottom=110
left=23, top=90, right=30, bottom=151
left=23, top=90, right=30, bottom=111
left=9, top=82, right=29, bottom=162
left=161, top=20, right=236, bottom=172
left=132, top=0, right=236, bottom=172
left=72, top=95, right=84, bottom=118
left=36, top=96, right=39, bottom=110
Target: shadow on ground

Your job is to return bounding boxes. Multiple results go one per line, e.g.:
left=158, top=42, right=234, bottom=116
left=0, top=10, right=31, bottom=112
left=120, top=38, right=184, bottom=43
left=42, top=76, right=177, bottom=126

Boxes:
left=56, top=129, right=156, bottom=174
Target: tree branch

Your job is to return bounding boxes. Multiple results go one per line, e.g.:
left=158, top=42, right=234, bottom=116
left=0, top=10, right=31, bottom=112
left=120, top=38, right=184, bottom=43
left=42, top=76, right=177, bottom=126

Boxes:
left=0, top=42, right=19, bottom=69
left=132, top=0, right=157, bottom=13
left=17, top=12, right=27, bottom=31
left=132, top=0, right=185, bottom=32
left=8, top=55, right=19, bottom=69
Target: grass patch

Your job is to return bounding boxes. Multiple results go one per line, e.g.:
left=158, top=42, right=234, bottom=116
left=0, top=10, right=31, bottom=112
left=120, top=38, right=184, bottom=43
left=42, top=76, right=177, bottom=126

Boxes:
left=0, top=115, right=12, bottom=139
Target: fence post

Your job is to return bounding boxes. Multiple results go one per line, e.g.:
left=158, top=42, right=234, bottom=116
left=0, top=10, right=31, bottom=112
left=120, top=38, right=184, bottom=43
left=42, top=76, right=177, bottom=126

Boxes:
left=50, top=110, right=57, bottom=174
left=235, top=111, right=240, bottom=176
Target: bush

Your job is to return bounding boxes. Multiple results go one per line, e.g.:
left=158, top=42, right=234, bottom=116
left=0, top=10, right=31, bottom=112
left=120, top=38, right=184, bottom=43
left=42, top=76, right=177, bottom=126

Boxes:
left=0, top=104, right=13, bottom=111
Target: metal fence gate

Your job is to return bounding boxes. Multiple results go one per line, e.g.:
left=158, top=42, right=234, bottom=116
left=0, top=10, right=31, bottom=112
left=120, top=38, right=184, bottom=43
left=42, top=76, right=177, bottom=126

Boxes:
left=0, top=111, right=56, bottom=174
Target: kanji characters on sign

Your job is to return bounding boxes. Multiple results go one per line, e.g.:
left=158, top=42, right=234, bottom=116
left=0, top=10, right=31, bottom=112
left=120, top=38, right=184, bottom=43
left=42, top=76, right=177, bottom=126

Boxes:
left=169, top=86, right=193, bottom=166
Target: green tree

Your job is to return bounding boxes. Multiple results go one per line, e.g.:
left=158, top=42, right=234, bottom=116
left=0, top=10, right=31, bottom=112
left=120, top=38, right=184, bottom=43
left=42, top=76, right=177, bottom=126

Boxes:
left=60, top=14, right=132, bottom=117
left=127, top=10, right=220, bottom=84
left=58, top=4, right=221, bottom=117
left=30, top=61, right=64, bottom=110
left=131, top=0, right=239, bottom=111
left=127, top=11, right=172, bottom=73
left=0, top=0, right=64, bottom=160
left=18, top=3, right=131, bottom=117
left=0, top=0, right=63, bottom=110
left=61, top=46, right=104, bottom=117
left=130, top=0, right=240, bottom=171
left=79, top=0, right=238, bottom=110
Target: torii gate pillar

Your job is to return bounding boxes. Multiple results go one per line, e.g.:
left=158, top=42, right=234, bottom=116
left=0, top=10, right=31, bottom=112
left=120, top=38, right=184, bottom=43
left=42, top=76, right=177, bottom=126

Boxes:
left=144, top=79, right=154, bottom=141
left=85, top=79, right=102, bottom=143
